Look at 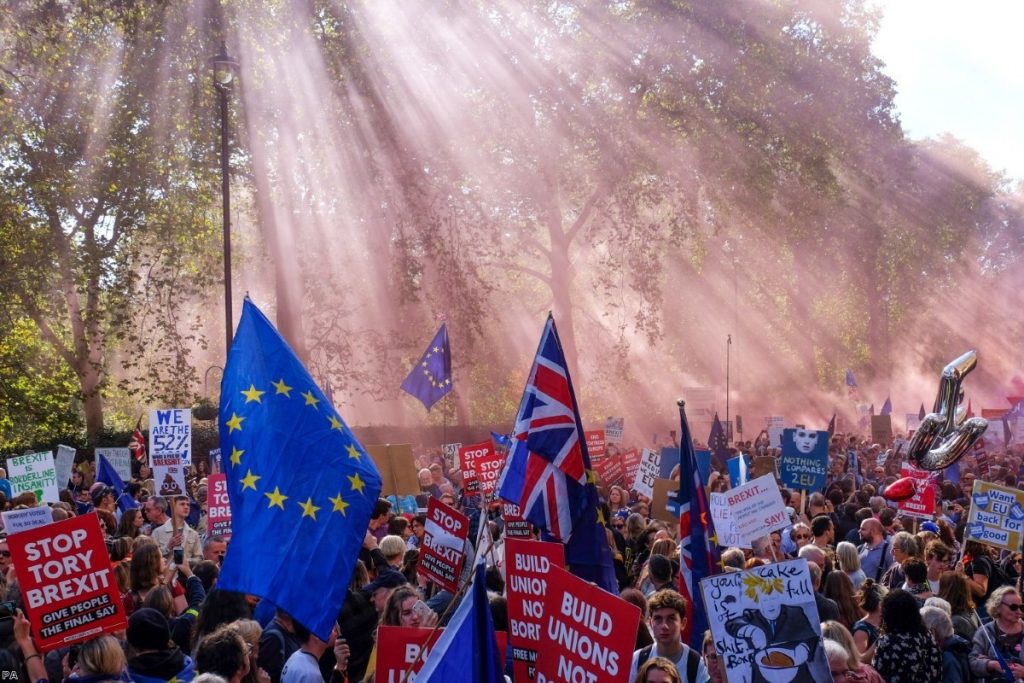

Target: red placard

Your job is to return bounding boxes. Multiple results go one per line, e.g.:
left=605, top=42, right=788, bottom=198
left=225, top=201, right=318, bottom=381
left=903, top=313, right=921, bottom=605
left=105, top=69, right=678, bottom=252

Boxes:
left=974, top=438, right=990, bottom=477
left=592, top=452, right=624, bottom=487
left=506, top=539, right=566, bottom=682
left=376, top=626, right=508, bottom=680
left=622, top=448, right=641, bottom=490
left=459, top=441, right=491, bottom=496
left=502, top=503, right=532, bottom=539
left=897, top=464, right=936, bottom=519
left=534, top=564, right=640, bottom=683
left=207, top=473, right=232, bottom=540
left=473, top=451, right=505, bottom=498
left=417, top=498, right=469, bottom=592
left=585, top=430, right=606, bottom=459
left=9, top=514, right=127, bottom=651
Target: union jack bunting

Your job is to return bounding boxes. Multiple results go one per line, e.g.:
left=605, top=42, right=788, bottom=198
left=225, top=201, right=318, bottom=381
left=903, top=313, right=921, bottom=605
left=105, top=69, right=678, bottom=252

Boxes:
left=676, top=398, right=721, bottom=650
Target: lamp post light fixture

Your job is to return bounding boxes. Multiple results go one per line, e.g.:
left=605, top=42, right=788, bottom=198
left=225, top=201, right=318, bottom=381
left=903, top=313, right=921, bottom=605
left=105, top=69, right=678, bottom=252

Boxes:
left=210, top=42, right=239, bottom=357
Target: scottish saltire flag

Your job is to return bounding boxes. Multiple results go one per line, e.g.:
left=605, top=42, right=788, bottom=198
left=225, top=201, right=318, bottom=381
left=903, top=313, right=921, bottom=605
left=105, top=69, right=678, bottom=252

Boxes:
left=880, top=397, right=892, bottom=416
left=218, top=299, right=382, bottom=639
left=708, top=414, right=729, bottom=468
left=417, top=562, right=503, bottom=683
left=401, top=323, right=452, bottom=411
left=96, top=454, right=138, bottom=513
left=497, top=315, right=616, bottom=592
left=676, top=398, right=721, bottom=650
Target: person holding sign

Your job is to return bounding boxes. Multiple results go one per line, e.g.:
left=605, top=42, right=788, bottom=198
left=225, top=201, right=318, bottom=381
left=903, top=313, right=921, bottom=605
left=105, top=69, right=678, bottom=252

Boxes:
left=150, top=496, right=201, bottom=567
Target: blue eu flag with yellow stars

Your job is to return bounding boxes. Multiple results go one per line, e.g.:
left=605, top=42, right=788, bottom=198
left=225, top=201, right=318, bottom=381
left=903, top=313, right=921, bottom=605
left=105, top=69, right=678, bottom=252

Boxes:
left=400, top=323, right=452, bottom=410
left=218, top=299, right=382, bottom=640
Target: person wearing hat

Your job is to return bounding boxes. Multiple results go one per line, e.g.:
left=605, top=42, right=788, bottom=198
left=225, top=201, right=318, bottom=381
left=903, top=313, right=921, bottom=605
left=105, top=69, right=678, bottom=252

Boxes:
left=92, top=486, right=118, bottom=536
left=127, top=607, right=196, bottom=683
left=362, top=567, right=407, bottom=617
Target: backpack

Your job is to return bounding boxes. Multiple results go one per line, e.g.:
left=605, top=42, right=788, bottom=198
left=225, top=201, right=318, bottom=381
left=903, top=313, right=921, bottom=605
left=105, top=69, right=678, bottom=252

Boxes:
left=637, top=644, right=701, bottom=683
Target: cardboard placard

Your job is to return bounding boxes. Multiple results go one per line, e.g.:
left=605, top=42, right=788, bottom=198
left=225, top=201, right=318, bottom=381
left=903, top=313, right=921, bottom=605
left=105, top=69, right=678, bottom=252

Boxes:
left=779, top=428, right=829, bottom=492
left=502, top=503, right=532, bottom=539
left=724, top=474, right=789, bottom=545
left=651, top=478, right=680, bottom=523
left=9, top=514, right=127, bottom=651
left=506, top=539, right=566, bottom=682
left=634, top=448, right=660, bottom=499
left=55, top=445, right=76, bottom=490
left=700, top=559, right=829, bottom=682
left=592, top=452, right=624, bottom=488
left=149, top=408, right=192, bottom=467
left=207, top=473, right=232, bottom=540
left=534, top=563, right=640, bottom=683
left=622, top=448, right=641, bottom=489
left=604, top=417, right=624, bottom=444
left=870, top=414, right=893, bottom=445
left=897, top=464, right=936, bottom=519
left=418, top=498, right=469, bottom=592
left=8, top=452, right=59, bottom=504
left=366, top=444, right=420, bottom=497
left=965, top=480, right=1024, bottom=551
left=375, top=626, right=508, bottom=681
left=95, top=448, right=132, bottom=482
left=750, top=456, right=778, bottom=481
left=2, top=507, right=53, bottom=535
left=710, top=492, right=749, bottom=549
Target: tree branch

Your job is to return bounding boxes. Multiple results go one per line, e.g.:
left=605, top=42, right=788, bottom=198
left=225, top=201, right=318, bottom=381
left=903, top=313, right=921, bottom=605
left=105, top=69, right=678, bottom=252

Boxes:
left=565, top=181, right=607, bottom=245
left=503, top=262, right=552, bottom=286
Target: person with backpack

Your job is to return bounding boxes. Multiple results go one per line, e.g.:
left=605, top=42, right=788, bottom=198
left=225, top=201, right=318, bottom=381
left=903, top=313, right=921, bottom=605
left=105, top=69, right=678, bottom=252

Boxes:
left=630, top=590, right=708, bottom=683
left=258, top=609, right=303, bottom=683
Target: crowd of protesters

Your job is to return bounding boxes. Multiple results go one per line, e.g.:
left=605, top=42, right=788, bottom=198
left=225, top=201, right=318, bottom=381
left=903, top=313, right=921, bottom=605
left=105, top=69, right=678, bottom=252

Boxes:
left=0, top=427, right=1020, bottom=683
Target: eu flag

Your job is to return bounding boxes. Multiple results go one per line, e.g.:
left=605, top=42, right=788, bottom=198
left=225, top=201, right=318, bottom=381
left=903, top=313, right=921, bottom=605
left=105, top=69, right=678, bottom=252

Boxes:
left=401, top=323, right=452, bottom=411
left=708, top=413, right=729, bottom=470
left=880, top=396, right=893, bottom=416
left=218, top=299, right=382, bottom=640
left=96, top=454, right=138, bottom=513
left=845, top=369, right=857, bottom=388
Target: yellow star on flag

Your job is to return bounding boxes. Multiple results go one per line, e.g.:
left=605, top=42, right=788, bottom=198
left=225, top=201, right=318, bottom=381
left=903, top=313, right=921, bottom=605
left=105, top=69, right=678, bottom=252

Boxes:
left=329, top=493, right=349, bottom=516
left=225, top=413, right=244, bottom=433
left=299, top=497, right=321, bottom=520
left=241, top=384, right=265, bottom=403
left=328, top=415, right=343, bottom=431
left=302, top=391, right=319, bottom=408
left=241, top=469, right=261, bottom=491
left=346, top=444, right=361, bottom=461
left=265, top=487, right=288, bottom=510
left=230, top=446, right=245, bottom=467
left=272, top=378, right=293, bottom=397
left=348, top=472, right=366, bottom=494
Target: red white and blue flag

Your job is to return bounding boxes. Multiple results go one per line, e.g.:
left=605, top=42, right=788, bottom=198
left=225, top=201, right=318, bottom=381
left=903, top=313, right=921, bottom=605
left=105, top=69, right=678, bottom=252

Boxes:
left=497, top=315, right=616, bottom=592
left=676, top=398, right=721, bottom=649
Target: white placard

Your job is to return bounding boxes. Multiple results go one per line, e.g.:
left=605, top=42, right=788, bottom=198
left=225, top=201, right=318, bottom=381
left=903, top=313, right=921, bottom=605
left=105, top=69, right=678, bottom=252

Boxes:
left=765, top=416, right=785, bottom=430
left=767, top=427, right=785, bottom=448
left=2, top=507, right=52, bottom=535
left=710, top=492, right=749, bottom=549
left=148, top=408, right=192, bottom=467
left=723, top=474, right=790, bottom=545
left=95, top=447, right=132, bottom=482
left=152, top=464, right=187, bottom=497
left=634, top=448, right=660, bottom=499
left=7, top=452, right=59, bottom=504
left=55, top=445, right=76, bottom=489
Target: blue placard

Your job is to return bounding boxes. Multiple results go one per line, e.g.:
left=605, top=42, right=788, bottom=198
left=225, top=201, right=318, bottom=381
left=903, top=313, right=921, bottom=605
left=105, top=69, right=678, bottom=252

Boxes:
left=779, top=428, right=829, bottom=491
left=728, top=454, right=751, bottom=486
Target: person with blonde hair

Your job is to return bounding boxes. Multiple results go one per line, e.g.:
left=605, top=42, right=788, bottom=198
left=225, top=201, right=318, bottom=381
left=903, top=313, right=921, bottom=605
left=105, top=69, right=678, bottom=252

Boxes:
left=969, top=585, right=1024, bottom=680
left=820, top=620, right=884, bottom=682
left=836, top=541, right=866, bottom=590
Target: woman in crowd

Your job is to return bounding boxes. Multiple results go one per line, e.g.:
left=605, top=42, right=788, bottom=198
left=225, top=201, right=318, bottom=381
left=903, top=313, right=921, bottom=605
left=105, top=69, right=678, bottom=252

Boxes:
left=969, top=585, right=1024, bottom=681
left=608, top=485, right=630, bottom=516
left=836, top=541, right=866, bottom=590
left=116, top=507, right=144, bottom=540
left=852, top=579, right=885, bottom=663
left=872, top=589, right=943, bottom=682
left=701, top=631, right=725, bottom=683
left=920, top=606, right=971, bottom=683
left=924, top=540, right=951, bottom=594
left=939, top=572, right=981, bottom=642
left=824, top=571, right=864, bottom=632
left=69, top=635, right=133, bottom=683
left=821, top=620, right=884, bottom=682
left=632, top=657, right=681, bottom=683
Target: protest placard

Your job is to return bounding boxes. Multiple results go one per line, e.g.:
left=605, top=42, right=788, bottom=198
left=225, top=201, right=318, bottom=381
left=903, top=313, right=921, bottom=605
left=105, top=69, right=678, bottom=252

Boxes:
left=95, top=447, right=132, bottom=482
left=463, top=442, right=504, bottom=497
left=622, top=448, right=641, bottom=489
left=765, top=416, right=785, bottom=430
left=972, top=437, right=990, bottom=477
left=710, top=492, right=748, bottom=549
left=635, top=448, right=660, bottom=499
left=502, top=503, right=532, bottom=539
left=585, top=430, right=606, bottom=459
left=458, top=441, right=487, bottom=495
left=8, top=451, right=59, bottom=504
left=534, top=563, right=640, bottom=683
left=750, top=456, right=778, bottom=481
left=727, top=454, right=750, bottom=486
left=366, top=444, right=419, bottom=497
left=897, top=464, right=935, bottom=519
left=700, top=559, right=828, bottom=683
left=779, top=428, right=829, bottom=491
left=767, top=427, right=785, bottom=449
left=207, top=473, right=232, bottom=540
left=2, top=507, right=53, bottom=535
left=441, top=442, right=462, bottom=467
left=376, top=626, right=508, bottom=681
left=506, top=539, right=565, bottom=682
left=148, top=408, right=192, bottom=466
left=152, top=463, right=186, bottom=497
left=651, top=478, right=680, bottom=523
left=604, top=417, right=624, bottom=444
left=871, top=415, right=893, bottom=445
left=55, top=445, right=76, bottom=490
left=208, top=448, right=222, bottom=474
left=418, top=498, right=469, bottom=592
left=592, top=450, right=624, bottom=487
left=9, top=514, right=127, bottom=651
left=724, top=474, right=789, bottom=546
left=965, top=480, right=1024, bottom=551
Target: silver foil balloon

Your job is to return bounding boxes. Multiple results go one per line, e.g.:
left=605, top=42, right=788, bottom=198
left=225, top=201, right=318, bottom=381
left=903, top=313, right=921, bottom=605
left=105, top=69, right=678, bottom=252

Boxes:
left=907, top=350, right=989, bottom=471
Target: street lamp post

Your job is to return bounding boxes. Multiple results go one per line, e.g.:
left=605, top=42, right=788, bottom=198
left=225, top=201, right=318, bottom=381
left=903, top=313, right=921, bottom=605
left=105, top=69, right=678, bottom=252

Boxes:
left=211, top=43, right=239, bottom=356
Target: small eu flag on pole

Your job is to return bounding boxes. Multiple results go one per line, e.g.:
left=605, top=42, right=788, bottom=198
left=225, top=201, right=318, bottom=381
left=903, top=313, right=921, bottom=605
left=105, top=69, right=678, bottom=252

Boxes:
left=401, top=323, right=453, bottom=411
left=218, top=299, right=382, bottom=640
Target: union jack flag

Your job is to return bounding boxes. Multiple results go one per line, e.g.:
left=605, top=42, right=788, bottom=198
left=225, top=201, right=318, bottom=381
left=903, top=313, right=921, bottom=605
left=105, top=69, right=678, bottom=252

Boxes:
left=676, top=398, right=721, bottom=650
left=497, top=315, right=616, bottom=591
left=129, top=415, right=147, bottom=465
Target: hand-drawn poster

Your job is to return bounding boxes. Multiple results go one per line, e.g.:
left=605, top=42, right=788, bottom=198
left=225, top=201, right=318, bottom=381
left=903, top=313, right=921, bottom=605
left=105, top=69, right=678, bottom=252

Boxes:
left=700, top=559, right=828, bottom=683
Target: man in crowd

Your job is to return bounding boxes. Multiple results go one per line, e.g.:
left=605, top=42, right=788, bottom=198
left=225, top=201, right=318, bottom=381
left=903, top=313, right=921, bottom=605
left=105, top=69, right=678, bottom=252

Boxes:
left=630, top=589, right=708, bottom=682
left=857, top=518, right=892, bottom=583
left=203, top=535, right=228, bottom=565
left=150, top=495, right=202, bottom=566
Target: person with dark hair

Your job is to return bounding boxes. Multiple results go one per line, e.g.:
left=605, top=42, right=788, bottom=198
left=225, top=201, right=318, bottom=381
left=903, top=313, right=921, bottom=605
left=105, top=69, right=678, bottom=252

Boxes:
left=192, top=589, right=253, bottom=657
left=632, top=590, right=707, bottom=682
left=822, top=571, right=863, bottom=631
left=193, top=560, right=220, bottom=594
left=337, top=561, right=375, bottom=683
left=195, top=626, right=250, bottom=683
left=900, top=558, right=931, bottom=603
left=117, top=508, right=144, bottom=539
left=281, top=620, right=338, bottom=683
left=258, top=609, right=303, bottom=683
left=407, top=514, right=427, bottom=549
left=852, top=579, right=886, bottom=662
left=127, top=607, right=197, bottom=683
left=939, top=571, right=981, bottom=643
left=872, top=589, right=942, bottom=682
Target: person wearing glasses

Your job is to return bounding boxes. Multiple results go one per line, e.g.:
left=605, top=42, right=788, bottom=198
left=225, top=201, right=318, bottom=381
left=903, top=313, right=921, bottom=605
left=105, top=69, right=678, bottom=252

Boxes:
left=701, top=631, right=725, bottom=683
left=969, top=585, right=1024, bottom=680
